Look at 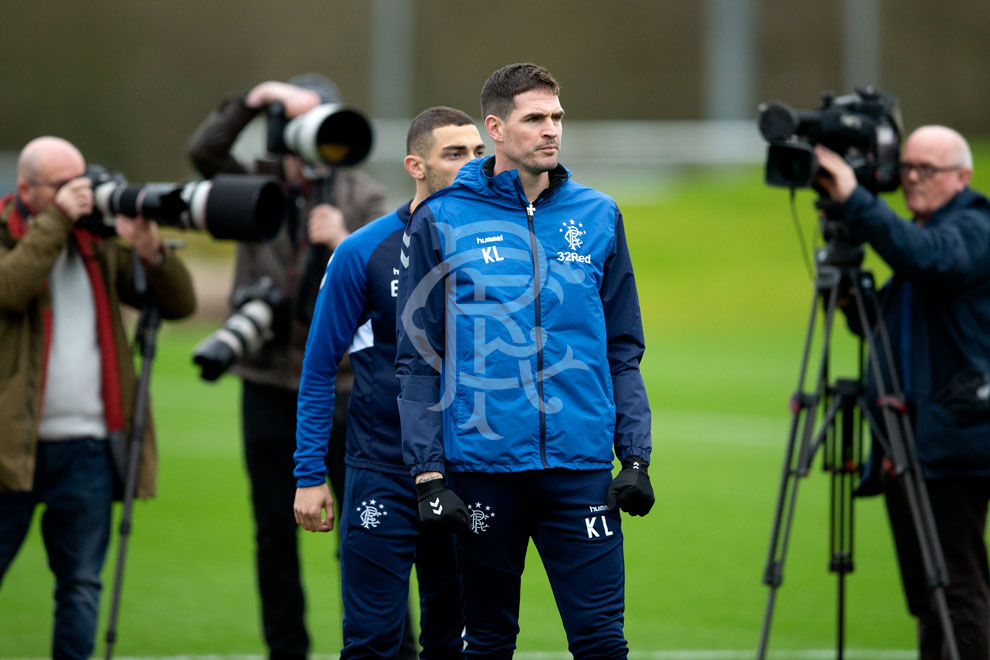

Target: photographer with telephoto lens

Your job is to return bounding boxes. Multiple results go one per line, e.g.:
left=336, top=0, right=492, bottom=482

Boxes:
left=0, top=136, right=196, bottom=659
left=186, top=75, right=385, bottom=660
left=815, top=126, right=990, bottom=660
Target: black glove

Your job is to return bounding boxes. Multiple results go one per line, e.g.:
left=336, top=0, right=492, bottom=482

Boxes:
left=415, top=478, right=470, bottom=532
left=607, top=457, right=655, bottom=516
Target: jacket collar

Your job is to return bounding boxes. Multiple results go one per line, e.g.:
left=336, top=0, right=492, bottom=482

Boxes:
left=0, top=193, right=32, bottom=239
left=397, top=199, right=413, bottom=226
left=926, top=187, right=990, bottom=227
left=457, top=155, right=570, bottom=202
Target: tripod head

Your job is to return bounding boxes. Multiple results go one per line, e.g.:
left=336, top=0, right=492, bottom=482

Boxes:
left=814, top=194, right=866, bottom=269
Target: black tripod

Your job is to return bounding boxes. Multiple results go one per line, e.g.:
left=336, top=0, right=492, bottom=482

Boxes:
left=103, top=250, right=163, bottom=660
left=756, top=210, right=959, bottom=660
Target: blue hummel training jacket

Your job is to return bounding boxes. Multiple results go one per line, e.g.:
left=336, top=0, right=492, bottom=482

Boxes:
left=395, top=156, right=652, bottom=476
left=294, top=204, right=412, bottom=486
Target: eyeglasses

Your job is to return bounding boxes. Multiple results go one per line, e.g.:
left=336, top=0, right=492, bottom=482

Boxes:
left=26, top=177, right=72, bottom=190
left=898, top=162, right=963, bottom=181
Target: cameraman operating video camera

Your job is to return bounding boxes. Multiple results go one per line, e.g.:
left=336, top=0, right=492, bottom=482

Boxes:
left=815, top=127, right=990, bottom=660
left=0, top=136, right=196, bottom=658
left=186, top=75, right=385, bottom=659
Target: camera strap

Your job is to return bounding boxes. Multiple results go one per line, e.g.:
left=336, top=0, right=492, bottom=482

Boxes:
left=294, top=172, right=336, bottom=323
left=285, top=181, right=305, bottom=250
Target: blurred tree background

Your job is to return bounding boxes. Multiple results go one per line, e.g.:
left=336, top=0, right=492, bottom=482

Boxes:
left=1, top=0, right=988, bottom=181
left=2, top=0, right=988, bottom=318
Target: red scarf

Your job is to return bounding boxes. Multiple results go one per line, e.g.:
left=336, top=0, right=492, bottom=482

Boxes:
left=2, top=193, right=125, bottom=435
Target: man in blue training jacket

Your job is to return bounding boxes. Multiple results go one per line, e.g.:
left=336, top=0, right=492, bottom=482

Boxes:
left=815, top=127, right=990, bottom=660
left=395, top=63, right=655, bottom=659
left=294, top=106, right=486, bottom=659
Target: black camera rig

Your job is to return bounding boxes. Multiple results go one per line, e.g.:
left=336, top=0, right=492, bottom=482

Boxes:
left=758, top=86, right=903, bottom=194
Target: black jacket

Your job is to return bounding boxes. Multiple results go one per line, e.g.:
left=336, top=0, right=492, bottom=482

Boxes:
left=841, top=185, right=990, bottom=485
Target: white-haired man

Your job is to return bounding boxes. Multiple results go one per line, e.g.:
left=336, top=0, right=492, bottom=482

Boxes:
left=816, top=126, right=990, bottom=660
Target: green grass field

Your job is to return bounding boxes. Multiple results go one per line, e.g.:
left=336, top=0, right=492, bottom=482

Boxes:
left=3, top=158, right=989, bottom=657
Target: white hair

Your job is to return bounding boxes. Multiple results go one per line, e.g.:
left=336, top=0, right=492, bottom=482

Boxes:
left=913, top=125, right=973, bottom=169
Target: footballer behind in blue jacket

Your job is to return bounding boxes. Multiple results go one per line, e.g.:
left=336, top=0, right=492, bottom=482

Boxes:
left=396, top=63, right=655, bottom=658
left=294, top=107, right=486, bottom=659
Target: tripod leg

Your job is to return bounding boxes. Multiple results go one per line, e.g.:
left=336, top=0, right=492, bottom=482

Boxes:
left=104, top=302, right=161, bottom=660
left=854, top=273, right=961, bottom=660
left=897, top=471, right=960, bottom=660
left=756, top=409, right=805, bottom=660
left=827, top=381, right=862, bottom=660
left=758, top=275, right=843, bottom=659
left=884, top=471, right=961, bottom=658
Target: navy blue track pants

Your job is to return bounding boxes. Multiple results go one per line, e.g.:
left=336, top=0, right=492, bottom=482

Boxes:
left=448, top=469, right=627, bottom=659
left=339, top=466, right=463, bottom=659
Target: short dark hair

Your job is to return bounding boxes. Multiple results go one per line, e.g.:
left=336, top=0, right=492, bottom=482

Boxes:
left=481, top=63, right=560, bottom=121
left=407, top=106, right=475, bottom=156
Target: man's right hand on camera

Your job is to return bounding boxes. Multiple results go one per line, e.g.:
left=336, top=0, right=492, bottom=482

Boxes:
left=53, top=177, right=92, bottom=222
left=814, top=145, right=858, bottom=203
left=415, top=475, right=470, bottom=533
left=245, top=81, right=321, bottom=117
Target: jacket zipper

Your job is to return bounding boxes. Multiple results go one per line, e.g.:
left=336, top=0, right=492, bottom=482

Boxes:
left=524, top=200, right=549, bottom=469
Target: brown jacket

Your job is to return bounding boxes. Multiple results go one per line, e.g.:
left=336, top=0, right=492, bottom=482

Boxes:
left=0, top=200, right=197, bottom=496
left=186, top=94, right=386, bottom=391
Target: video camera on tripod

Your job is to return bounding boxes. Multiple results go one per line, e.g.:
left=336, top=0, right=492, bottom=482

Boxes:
left=758, top=86, right=902, bottom=194
left=758, top=87, right=904, bottom=268
left=755, top=89, right=962, bottom=660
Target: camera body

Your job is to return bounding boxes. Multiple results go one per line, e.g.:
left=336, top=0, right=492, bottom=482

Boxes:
left=192, top=276, right=283, bottom=382
left=266, top=102, right=373, bottom=168
left=757, top=87, right=903, bottom=193
left=78, top=165, right=284, bottom=242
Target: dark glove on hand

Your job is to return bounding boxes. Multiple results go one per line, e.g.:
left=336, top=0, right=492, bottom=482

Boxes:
left=415, top=478, right=470, bottom=532
left=607, top=457, right=655, bottom=516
